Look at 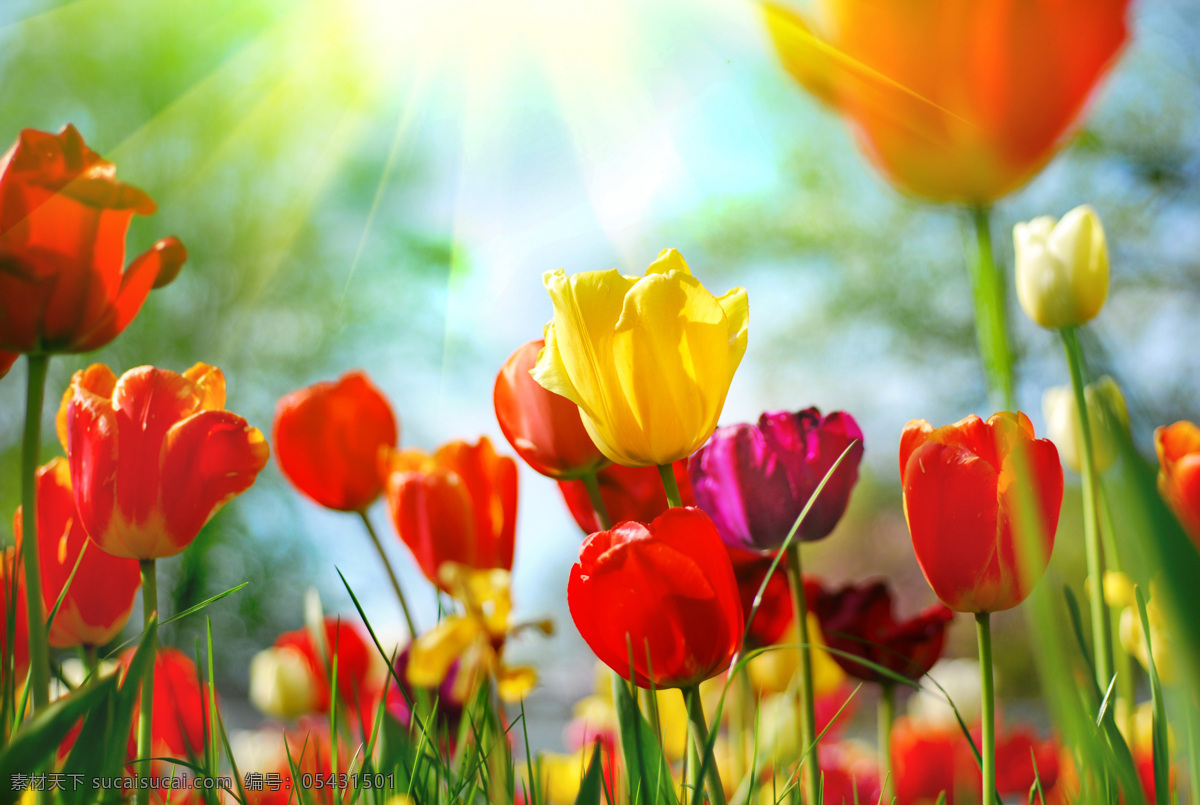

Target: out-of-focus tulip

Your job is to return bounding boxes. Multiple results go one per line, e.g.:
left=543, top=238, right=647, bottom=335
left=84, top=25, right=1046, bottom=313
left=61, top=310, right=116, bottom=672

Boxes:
left=747, top=615, right=847, bottom=698
left=0, top=125, right=186, bottom=353
left=269, top=617, right=374, bottom=714
left=690, top=408, right=863, bottom=550
left=273, top=371, right=398, bottom=512
left=532, top=249, right=748, bottom=468
left=58, top=363, right=269, bottom=559
left=1042, top=376, right=1128, bottom=475
left=568, top=507, right=742, bottom=689
left=381, top=437, right=518, bottom=587
left=250, top=646, right=318, bottom=719
left=725, top=545, right=796, bottom=648
left=1, top=548, right=29, bottom=684
left=811, top=580, right=954, bottom=684
left=900, top=412, right=1063, bottom=613
left=1154, top=420, right=1200, bottom=549
left=495, top=339, right=609, bottom=480
left=387, top=645, right=466, bottom=741
left=239, top=718, right=351, bottom=805
left=762, top=3, right=1129, bottom=204
left=0, top=351, right=15, bottom=380
left=1015, top=205, right=1110, bottom=330
left=1105, top=575, right=1176, bottom=686
left=907, top=659, right=985, bottom=730
left=817, top=744, right=882, bottom=805
left=123, top=648, right=213, bottom=762
left=13, top=458, right=140, bottom=648
left=558, top=460, right=692, bottom=535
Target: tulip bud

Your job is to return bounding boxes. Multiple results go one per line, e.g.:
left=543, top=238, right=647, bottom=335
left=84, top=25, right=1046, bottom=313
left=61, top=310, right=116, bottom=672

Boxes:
left=1014, top=205, right=1109, bottom=330
left=250, top=646, right=319, bottom=718
left=1042, top=376, right=1129, bottom=474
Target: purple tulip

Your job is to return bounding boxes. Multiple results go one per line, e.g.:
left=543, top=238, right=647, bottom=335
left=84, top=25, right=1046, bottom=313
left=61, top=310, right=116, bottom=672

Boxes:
left=688, top=408, right=864, bottom=551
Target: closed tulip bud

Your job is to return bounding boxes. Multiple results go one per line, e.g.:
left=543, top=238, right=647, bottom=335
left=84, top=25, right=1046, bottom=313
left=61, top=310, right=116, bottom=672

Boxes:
left=900, top=412, right=1064, bottom=613
left=532, top=249, right=748, bottom=468
left=567, top=507, right=742, bottom=689
left=494, top=339, right=608, bottom=480
left=1015, top=205, right=1109, bottom=330
left=1042, top=376, right=1128, bottom=474
left=250, top=647, right=319, bottom=719
left=1154, top=420, right=1200, bottom=549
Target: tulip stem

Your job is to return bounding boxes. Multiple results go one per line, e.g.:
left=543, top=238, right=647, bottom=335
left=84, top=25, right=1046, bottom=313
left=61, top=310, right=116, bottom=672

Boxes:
left=878, top=682, right=895, bottom=802
left=657, top=464, right=683, bottom=509
left=682, top=685, right=727, bottom=805
left=968, top=205, right=1016, bottom=410
left=82, top=645, right=99, bottom=677
left=358, top=510, right=418, bottom=639
left=19, top=353, right=51, bottom=712
left=580, top=471, right=612, bottom=531
left=1061, top=326, right=1113, bottom=689
left=137, top=559, right=158, bottom=805
left=976, top=612, right=996, bottom=805
left=784, top=543, right=821, bottom=805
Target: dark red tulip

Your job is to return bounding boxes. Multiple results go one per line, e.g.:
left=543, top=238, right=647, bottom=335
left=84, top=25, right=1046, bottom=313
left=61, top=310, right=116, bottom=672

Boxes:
left=568, top=507, right=742, bottom=689
left=724, top=545, right=800, bottom=648
left=689, top=408, right=864, bottom=551
left=0, top=125, right=186, bottom=354
left=900, top=412, right=1063, bottom=613
left=494, top=339, right=609, bottom=480
left=810, top=579, right=954, bottom=683
left=558, top=460, right=692, bottom=535
left=274, top=371, right=399, bottom=512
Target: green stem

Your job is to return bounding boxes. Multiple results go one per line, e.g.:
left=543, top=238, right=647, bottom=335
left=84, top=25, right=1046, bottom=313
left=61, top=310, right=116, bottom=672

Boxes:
left=682, top=685, right=728, bottom=805
left=137, top=559, right=158, bottom=805
left=657, top=464, right=683, bottom=509
left=1099, top=487, right=1136, bottom=736
left=82, top=645, right=99, bottom=677
left=358, top=510, right=418, bottom=639
left=19, top=353, right=51, bottom=711
left=1061, top=326, right=1113, bottom=688
left=968, top=206, right=1016, bottom=410
left=784, top=543, right=820, bottom=805
left=976, top=613, right=996, bottom=805
left=878, top=682, right=895, bottom=802
left=580, top=470, right=612, bottom=531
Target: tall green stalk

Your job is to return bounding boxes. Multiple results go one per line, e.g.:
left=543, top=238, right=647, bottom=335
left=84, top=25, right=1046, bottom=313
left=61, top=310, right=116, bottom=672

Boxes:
left=976, top=613, right=996, bottom=805
left=137, top=559, right=158, bottom=805
left=581, top=470, right=612, bottom=530
left=878, top=683, right=895, bottom=801
left=19, top=353, right=51, bottom=711
left=1061, top=326, right=1113, bottom=688
left=657, top=464, right=683, bottom=509
left=968, top=206, right=1016, bottom=410
left=682, top=685, right=727, bottom=805
left=784, top=543, right=820, bottom=805
left=358, top=510, right=418, bottom=639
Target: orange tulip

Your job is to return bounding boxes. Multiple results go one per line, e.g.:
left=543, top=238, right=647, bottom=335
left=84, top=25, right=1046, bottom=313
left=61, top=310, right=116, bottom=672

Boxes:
left=381, top=437, right=518, bottom=587
left=14, top=458, right=140, bottom=648
left=900, top=412, right=1063, bottom=613
left=763, top=0, right=1130, bottom=203
left=274, top=371, right=399, bottom=512
left=0, top=125, right=186, bottom=353
left=1154, top=420, right=1200, bottom=549
left=58, top=363, right=270, bottom=559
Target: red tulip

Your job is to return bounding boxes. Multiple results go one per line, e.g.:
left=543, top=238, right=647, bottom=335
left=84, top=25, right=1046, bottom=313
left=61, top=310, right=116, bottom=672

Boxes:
left=495, top=339, right=609, bottom=480
left=725, top=544, right=800, bottom=648
left=558, top=460, right=693, bottom=535
left=0, top=125, right=186, bottom=353
left=900, top=412, right=1063, bottom=613
left=13, top=458, right=140, bottom=648
left=273, top=617, right=374, bottom=713
left=58, top=362, right=270, bottom=559
left=1, top=548, right=29, bottom=684
left=568, top=507, right=742, bottom=689
left=1154, top=420, right=1200, bottom=549
left=382, top=437, right=517, bottom=587
left=0, top=351, right=15, bottom=380
left=811, top=580, right=954, bottom=683
left=123, top=647, right=213, bottom=762
left=244, top=718, right=351, bottom=805
left=274, top=371, right=398, bottom=512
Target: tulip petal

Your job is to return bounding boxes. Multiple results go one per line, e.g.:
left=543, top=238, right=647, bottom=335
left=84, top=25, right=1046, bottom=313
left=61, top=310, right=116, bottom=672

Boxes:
left=407, top=617, right=483, bottom=689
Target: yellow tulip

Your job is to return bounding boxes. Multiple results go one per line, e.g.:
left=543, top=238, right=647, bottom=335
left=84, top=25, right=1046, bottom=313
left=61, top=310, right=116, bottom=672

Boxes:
left=532, top=249, right=749, bottom=467
left=249, top=646, right=319, bottom=718
left=1014, top=205, right=1109, bottom=329
left=1042, top=375, right=1128, bottom=474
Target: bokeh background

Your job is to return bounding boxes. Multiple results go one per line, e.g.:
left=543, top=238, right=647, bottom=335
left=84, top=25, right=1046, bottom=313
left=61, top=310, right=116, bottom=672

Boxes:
left=1, top=0, right=1197, bottom=750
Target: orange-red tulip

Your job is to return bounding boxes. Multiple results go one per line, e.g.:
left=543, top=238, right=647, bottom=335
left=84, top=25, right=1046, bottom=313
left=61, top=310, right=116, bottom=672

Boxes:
left=274, top=371, right=398, bottom=512
left=763, top=1, right=1130, bottom=203
left=1, top=548, right=29, bottom=684
left=558, top=460, right=693, bottom=535
left=13, top=458, right=140, bottom=648
left=900, top=412, right=1063, bottom=613
left=381, top=437, right=518, bottom=587
left=1154, top=420, right=1200, bottom=549
left=123, top=647, right=213, bottom=762
left=273, top=617, right=374, bottom=713
left=568, top=507, right=742, bottom=689
left=0, top=125, right=186, bottom=353
left=494, top=339, right=608, bottom=480
left=58, top=363, right=270, bottom=559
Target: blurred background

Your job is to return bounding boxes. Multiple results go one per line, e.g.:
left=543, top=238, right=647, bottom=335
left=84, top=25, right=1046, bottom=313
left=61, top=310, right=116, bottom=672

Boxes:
left=1, top=0, right=1197, bottom=751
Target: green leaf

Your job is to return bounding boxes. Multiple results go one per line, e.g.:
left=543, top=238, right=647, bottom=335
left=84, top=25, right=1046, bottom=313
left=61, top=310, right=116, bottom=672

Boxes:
left=611, top=675, right=677, bottom=805
left=573, top=743, right=604, bottom=805
left=1135, top=586, right=1170, bottom=805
